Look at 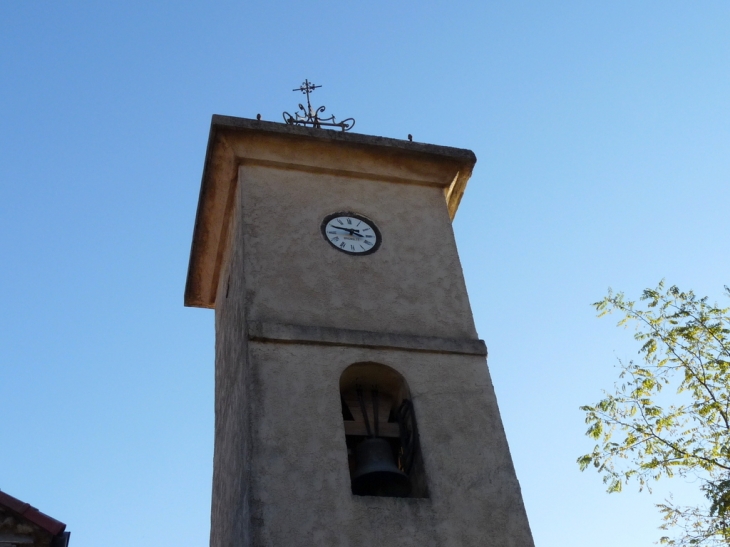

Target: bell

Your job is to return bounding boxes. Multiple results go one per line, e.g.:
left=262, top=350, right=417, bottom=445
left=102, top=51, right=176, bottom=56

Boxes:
left=351, top=437, right=411, bottom=497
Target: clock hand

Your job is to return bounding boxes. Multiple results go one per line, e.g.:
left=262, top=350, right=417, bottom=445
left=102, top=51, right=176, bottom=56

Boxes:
left=329, top=225, right=363, bottom=236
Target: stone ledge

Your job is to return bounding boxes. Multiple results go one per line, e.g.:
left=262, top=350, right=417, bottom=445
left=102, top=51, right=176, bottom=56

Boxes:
left=247, top=321, right=487, bottom=356
left=211, top=115, right=478, bottom=162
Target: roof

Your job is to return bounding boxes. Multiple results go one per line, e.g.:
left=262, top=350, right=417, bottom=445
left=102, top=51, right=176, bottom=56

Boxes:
left=0, top=490, right=66, bottom=536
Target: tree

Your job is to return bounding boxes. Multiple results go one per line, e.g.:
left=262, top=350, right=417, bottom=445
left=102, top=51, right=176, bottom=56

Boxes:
left=579, top=282, right=730, bottom=545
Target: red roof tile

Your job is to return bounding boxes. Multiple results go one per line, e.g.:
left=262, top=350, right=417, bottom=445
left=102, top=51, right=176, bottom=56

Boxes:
left=0, top=490, right=67, bottom=536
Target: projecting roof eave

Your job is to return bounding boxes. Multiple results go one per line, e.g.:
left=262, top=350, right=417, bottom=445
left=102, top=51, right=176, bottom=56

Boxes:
left=0, top=490, right=67, bottom=536
left=184, top=115, right=477, bottom=309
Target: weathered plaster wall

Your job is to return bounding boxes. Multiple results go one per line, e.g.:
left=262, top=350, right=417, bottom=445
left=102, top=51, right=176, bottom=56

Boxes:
left=210, top=181, right=252, bottom=547
left=207, top=135, right=534, bottom=547
left=239, top=165, right=478, bottom=340
left=246, top=342, right=533, bottom=547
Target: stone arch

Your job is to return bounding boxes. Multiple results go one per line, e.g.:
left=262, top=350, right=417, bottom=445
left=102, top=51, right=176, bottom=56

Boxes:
left=339, top=362, right=428, bottom=498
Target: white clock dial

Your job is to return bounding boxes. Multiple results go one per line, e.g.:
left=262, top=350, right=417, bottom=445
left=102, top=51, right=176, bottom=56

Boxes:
left=321, top=212, right=381, bottom=255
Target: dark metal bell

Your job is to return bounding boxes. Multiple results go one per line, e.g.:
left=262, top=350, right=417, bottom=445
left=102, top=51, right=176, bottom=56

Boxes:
left=351, top=437, right=411, bottom=497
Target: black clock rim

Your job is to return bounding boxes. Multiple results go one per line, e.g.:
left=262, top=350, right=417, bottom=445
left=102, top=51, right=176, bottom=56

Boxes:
left=320, top=212, right=382, bottom=256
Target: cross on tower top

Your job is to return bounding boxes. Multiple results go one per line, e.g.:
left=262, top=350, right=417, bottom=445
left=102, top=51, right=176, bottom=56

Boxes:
left=283, top=79, right=355, bottom=132
left=294, top=79, right=321, bottom=97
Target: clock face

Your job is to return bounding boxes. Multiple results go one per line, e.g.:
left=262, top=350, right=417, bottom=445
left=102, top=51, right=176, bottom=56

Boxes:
left=321, top=212, right=381, bottom=255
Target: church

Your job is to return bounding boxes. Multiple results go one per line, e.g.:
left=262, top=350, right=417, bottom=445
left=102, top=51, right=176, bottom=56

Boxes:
left=185, top=83, right=534, bottom=546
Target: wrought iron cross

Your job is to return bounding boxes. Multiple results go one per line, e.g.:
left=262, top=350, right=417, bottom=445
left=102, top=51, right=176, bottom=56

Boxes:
left=295, top=79, right=321, bottom=114
left=283, top=80, right=355, bottom=132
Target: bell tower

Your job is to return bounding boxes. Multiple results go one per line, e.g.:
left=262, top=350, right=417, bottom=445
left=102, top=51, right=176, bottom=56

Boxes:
left=185, top=90, right=534, bottom=546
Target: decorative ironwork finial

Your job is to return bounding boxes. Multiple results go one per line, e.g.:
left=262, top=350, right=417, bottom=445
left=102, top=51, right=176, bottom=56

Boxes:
left=283, top=80, right=355, bottom=132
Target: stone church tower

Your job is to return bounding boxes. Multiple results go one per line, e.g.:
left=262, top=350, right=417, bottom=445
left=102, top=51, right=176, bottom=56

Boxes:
left=185, top=109, right=534, bottom=546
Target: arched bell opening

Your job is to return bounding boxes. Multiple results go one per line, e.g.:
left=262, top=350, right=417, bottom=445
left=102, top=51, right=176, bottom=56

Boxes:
left=339, top=362, right=428, bottom=498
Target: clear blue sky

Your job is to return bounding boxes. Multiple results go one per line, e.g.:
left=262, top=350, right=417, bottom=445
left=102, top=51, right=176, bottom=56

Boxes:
left=1, top=2, right=728, bottom=546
